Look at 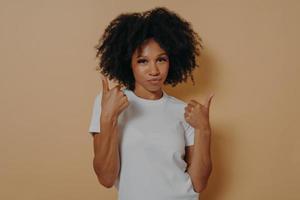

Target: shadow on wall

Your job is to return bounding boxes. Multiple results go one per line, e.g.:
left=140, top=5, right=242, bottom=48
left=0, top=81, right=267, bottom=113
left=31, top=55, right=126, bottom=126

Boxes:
left=165, top=47, right=215, bottom=101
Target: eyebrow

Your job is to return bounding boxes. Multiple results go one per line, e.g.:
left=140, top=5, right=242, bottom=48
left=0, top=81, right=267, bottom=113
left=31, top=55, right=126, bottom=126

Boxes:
left=136, top=52, right=168, bottom=58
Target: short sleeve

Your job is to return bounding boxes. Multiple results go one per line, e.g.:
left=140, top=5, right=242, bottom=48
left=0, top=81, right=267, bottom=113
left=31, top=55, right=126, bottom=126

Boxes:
left=182, top=120, right=195, bottom=146
left=88, top=92, right=102, bottom=136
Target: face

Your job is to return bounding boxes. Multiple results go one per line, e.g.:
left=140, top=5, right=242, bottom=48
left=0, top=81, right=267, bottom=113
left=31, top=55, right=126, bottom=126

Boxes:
left=131, top=38, right=169, bottom=93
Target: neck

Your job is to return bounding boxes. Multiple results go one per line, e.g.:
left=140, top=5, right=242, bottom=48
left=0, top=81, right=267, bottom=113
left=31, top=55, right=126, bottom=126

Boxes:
left=134, top=85, right=163, bottom=100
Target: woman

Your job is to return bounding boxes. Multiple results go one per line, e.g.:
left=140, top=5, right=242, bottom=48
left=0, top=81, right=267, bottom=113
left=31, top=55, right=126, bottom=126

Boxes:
left=88, top=7, right=213, bottom=200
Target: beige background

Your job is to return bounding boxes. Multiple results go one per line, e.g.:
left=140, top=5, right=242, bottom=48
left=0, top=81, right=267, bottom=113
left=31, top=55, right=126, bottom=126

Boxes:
left=1, top=0, right=299, bottom=199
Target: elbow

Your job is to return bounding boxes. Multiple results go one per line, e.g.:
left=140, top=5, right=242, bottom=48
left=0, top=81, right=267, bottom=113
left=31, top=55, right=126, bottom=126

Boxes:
left=96, top=175, right=116, bottom=188
left=93, top=159, right=117, bottom=188
left=194, top=165, right=213, bottom=193
left=191, top=177, right=208, bottom=193
left=94, top=168, right=117, bottom=188
left=193, top=177, right=210, bottom=193
left=194, top=182, right=207, bottom=193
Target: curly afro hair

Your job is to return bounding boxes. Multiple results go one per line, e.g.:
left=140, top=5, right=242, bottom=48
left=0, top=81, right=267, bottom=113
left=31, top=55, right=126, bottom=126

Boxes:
left=94, top=6, right=204, bottom=91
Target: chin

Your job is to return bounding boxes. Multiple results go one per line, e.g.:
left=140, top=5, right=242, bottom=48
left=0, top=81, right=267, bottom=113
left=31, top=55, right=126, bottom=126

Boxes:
left=147, top=85, right=162, bottom=92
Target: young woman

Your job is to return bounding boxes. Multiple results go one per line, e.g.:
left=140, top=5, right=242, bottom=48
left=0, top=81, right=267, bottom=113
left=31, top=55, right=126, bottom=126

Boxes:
left=88, top=7, right=213, bottom=200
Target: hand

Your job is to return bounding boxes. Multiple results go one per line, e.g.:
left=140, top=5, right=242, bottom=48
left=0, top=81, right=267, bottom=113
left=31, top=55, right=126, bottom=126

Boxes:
left=100, top=74, right=129, bottom=119
left=184, top=93, right=214, bottom=131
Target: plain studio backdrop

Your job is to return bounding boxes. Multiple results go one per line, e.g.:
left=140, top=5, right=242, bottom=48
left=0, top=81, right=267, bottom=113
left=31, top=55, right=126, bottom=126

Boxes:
left=0, top=0, right=299, bottom=200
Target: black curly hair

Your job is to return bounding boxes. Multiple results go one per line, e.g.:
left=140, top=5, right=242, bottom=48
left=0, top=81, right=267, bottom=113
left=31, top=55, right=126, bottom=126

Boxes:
left=94, top=6, right=204, bottom=91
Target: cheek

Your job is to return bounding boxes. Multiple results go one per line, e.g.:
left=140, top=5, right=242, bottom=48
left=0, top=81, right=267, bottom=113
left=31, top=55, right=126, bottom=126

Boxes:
left=162, top=64, right=170, bottom=76
left=132, top=67, right=147, bottom=81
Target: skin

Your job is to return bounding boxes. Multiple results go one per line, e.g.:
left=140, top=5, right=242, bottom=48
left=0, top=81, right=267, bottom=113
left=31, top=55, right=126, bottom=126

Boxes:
left=131, top=38, right=169, bottom=100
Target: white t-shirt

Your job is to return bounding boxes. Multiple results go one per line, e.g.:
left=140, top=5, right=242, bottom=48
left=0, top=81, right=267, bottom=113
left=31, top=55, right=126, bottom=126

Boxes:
left=88, top=88, right=200, bottom=200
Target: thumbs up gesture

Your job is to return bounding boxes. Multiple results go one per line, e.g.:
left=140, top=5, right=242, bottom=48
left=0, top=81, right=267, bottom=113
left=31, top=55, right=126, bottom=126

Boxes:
left=100, top=74, right=129, bottom=120
left=184, top=93, right=214, bottom=131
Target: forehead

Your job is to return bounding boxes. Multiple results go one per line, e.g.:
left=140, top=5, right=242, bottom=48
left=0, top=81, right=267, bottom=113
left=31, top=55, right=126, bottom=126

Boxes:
left=134, top=38, right=167, bottom=57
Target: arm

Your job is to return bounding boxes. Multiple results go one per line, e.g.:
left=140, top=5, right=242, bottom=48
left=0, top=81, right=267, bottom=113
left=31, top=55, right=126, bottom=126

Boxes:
left=184, top=94, right=214, bottom=193
left=92, top=113, right=120, bottom=188
left=185, top=128, right=212, bottom=193
left=91, top=75, right=129, bottom=188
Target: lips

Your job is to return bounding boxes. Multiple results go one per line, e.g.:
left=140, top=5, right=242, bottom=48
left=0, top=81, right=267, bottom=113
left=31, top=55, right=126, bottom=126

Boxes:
left=148, top=78, right=161, bottom=85
left=148, top=78, right=161, bottom=81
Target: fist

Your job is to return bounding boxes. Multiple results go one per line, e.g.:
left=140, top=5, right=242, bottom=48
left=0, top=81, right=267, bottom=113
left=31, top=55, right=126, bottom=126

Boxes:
left=184, top=94, right=214, bottom=130
left=100, top=74, right=129, bottom=119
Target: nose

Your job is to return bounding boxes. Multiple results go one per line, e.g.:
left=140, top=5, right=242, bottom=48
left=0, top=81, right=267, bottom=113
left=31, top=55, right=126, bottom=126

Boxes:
left=149, top=63, right=160, bottom=76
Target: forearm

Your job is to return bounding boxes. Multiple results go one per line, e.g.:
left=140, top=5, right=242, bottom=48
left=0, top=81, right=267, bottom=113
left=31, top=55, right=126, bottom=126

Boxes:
left=188, top=128, right=212, bottom=190
left=93, top=113, right=120, bottom=187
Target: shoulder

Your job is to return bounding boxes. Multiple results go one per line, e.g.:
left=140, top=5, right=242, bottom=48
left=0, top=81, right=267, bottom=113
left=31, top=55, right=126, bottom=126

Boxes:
left=166, top=93, right=188, bottom=107
left=164, top=93, right=188, bottom=120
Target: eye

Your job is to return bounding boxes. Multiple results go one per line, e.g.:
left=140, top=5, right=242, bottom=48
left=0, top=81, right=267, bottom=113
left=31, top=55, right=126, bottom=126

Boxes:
left=157, top=57, right=168, bottom=62
left=137, top=59, right=147, bottom=64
